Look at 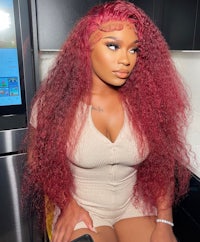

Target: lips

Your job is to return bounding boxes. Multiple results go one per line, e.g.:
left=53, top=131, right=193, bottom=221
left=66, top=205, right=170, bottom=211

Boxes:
left=113, top=70, right=130, bottom=79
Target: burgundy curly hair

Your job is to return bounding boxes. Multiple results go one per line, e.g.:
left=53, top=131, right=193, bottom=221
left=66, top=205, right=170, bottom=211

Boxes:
left=22, top=0, right=191, bottom=224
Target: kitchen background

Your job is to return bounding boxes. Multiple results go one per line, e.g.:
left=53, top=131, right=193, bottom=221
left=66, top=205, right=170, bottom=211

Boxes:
left=0, top=0, right=199, bottom=242
left=32, top=1, right=200, bottom=241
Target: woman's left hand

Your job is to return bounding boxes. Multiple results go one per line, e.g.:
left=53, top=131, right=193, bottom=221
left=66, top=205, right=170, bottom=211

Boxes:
left=150, top=223, right=177, bottom=242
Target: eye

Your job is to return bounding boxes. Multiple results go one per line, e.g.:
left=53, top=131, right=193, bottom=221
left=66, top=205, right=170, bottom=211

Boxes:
left=129, top=47, right=139, bottom=54
left=106, top=42, right=119, bottom=51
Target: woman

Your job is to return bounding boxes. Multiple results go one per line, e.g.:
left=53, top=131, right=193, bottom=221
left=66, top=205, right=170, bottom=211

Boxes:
left=23, top=1, right=191, bottom=242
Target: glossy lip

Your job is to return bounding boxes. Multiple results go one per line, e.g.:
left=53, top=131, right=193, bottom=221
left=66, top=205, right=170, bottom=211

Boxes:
left=113, top=70, right=130, bottom=79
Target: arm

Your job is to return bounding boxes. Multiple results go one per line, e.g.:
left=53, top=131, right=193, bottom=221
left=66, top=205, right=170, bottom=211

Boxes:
left=151, top=196, right=177, bottom=242
left=52, top=198, right=95, bottom=242
left=151, top=207, right=177, bottom=242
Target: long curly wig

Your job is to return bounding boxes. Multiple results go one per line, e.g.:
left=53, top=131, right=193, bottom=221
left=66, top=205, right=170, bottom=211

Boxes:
left=22, top=0, right=191, bottom=225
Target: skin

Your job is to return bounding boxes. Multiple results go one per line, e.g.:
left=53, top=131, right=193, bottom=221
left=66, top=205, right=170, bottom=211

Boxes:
left=51, top=23, right=177, bottom=242
left=89, top=22, right=138, bottom=143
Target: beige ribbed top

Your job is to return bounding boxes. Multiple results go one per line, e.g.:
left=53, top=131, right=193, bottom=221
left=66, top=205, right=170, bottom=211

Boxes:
left=30, top=102, right=149, bottom=210
left=69, top=105, right=149, bottom=210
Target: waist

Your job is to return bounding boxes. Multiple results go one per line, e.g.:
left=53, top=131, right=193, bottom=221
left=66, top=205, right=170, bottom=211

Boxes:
left=72, top=170, right=136, bottom=209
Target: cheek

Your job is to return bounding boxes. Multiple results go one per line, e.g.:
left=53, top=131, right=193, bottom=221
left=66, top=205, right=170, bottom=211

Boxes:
left=95, top=50, right=114, bottom=64
left=130, top=56, right=137, bottom=69
left=91, top=51, right=114, bottom=71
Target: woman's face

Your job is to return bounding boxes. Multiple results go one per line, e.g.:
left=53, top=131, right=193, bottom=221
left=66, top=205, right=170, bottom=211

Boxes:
left=90, top=22, right=138, bottom=88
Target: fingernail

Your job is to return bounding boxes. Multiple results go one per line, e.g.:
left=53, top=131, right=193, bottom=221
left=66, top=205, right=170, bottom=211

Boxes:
left=89, top=225, right=97, bottom=233
left=91, top=227, right=97, bottom=233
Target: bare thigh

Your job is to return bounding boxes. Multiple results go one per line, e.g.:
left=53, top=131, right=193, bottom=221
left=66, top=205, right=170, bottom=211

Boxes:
left=70, top=226, right=118, bottom=242
left=114, top=216, right=156, bottom=242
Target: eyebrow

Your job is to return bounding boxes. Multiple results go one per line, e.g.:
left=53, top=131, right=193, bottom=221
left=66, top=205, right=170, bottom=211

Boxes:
left=102, top=36, right=139, bottom=44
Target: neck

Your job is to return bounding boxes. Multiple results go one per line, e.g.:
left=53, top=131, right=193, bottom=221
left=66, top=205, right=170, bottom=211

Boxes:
left=91, top=82, right=119, bottom=96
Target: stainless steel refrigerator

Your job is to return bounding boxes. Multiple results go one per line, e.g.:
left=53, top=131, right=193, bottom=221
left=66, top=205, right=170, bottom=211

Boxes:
left=0, top=0, right=41, bottom=241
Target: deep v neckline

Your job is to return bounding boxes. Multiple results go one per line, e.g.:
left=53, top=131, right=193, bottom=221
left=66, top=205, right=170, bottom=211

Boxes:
left=88, top=105, right=125, bottom=144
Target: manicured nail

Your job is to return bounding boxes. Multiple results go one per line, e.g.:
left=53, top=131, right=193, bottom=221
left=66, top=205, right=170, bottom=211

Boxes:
left=91, top=227, right=97, bottom=233
left=89, top=225, right=97, bottom=233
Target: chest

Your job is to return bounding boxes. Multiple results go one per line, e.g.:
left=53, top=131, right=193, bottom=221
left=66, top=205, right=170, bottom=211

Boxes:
left=71, top=106, right=149, bottom=169
left=90, top=103, right=124, bottom=143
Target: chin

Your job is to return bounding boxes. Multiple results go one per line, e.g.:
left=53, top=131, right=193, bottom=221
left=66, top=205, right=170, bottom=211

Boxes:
left=112, top=79, right=126, bottom=87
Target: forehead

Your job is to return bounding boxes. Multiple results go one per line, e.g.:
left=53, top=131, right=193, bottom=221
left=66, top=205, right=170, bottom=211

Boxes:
left=90, top=21, right=137, bottom=45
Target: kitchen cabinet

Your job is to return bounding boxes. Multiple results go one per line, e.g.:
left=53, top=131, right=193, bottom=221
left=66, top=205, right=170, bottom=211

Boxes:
left=35, top=0, right=200, bottom=50
left=158, top=0, right=199, bottom=50
left=194, top=1, right=200, bottom=49
left=36, top=0, right=104, bottom=50
left=132, top=0, right=200, bottom=50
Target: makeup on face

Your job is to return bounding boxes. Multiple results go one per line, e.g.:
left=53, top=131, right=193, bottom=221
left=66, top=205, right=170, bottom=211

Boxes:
left=90, top=22, right=139, bottom=89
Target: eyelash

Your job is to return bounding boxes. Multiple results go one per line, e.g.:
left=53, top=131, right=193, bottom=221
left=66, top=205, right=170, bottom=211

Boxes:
left=106, top=42, right=138, bottom=53
left=106, top=42, right=119, bottom=50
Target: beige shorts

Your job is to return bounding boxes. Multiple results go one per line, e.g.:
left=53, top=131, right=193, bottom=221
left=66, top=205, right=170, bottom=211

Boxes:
left=53, top=198, right=156, bottom=231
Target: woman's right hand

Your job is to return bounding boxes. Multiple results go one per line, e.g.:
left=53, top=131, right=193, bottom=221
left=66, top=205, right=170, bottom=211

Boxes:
left=52, top=198, right=94, bottom=242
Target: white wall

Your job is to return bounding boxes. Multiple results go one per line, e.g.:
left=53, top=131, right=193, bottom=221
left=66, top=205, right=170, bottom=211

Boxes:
left=171, top=51, right=200, bottom=177
left=39, top=51, right=200, bottom=177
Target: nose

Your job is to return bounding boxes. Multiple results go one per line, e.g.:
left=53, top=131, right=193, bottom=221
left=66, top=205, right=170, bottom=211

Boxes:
left=118, top=50, right=130, bottom=66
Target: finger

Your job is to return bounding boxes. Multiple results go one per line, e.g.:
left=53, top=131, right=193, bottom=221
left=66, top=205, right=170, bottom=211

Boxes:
left=52, top=216, right=68, bottom=242
left=62, top=224, right=75, bottom=242
left=80, top=210, right=96, bottom=232
left=52, top=223, right=74, bottom=242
